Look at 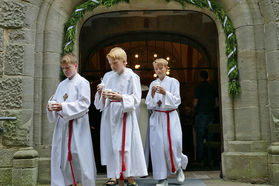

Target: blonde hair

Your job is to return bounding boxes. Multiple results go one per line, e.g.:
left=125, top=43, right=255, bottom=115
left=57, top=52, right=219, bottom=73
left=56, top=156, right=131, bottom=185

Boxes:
left=153, top=58, right=168, bottom=67
left=60, top=53, right=78, bottom=65
left=106, top=47, right=127, bottom=62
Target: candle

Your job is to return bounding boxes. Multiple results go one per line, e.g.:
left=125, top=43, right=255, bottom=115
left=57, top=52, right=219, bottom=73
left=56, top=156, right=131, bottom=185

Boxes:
left=48, top=101, right=57, bottom=111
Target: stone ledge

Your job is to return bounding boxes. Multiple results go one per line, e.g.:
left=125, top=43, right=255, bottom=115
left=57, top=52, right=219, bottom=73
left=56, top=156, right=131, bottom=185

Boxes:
left=13, top=147, right=38, bottom=159
left=224, top=140, right=269, bottom=152
left=13, top=158, right=38, bottom=168
left=267, top=142, right=279, bottom=155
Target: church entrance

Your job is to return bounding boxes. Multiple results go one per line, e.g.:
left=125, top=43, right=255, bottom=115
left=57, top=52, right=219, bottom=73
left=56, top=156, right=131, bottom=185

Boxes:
left=79, top=10, right=221, bottom=173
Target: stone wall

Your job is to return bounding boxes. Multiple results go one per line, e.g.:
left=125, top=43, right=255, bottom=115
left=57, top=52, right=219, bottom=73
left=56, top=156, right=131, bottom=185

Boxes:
left=259, top=0, right=279, bottom=184
left=0, top=0, right=41, bottom=185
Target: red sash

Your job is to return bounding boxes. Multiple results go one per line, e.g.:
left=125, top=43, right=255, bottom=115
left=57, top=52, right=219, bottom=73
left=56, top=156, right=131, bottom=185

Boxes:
left=58, top=114, right=83, bottom=186
left=155, top=109, right=176, bottom=173
left=110, top=100, right=127, bottom=180
left=68, top=120, right=77, bottom=186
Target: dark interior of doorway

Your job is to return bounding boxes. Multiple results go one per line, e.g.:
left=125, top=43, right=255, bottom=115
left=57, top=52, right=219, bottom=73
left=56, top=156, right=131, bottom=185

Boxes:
left=80, top=32, right=221, bottom=173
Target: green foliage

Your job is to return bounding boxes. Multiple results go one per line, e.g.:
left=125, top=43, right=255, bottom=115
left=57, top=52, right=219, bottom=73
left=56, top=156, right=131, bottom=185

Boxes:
left=62, top=0, right=240, bottom=96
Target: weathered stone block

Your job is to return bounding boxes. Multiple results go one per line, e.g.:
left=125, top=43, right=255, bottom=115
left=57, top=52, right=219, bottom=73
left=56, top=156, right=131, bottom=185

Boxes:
left=0, top=28, right=3, bottom=52
left=213, top=0, right=241, bottom=12
left=270, top=0, right=279, bottom=22
left=254, top=25, right=265, bottom=51
left=0, top=77, right=23, bottom=109
left=12, top=148, right=38, bottom=185
left=259, top=104, right=271, bottom=141
left=13, top=159, right=38, bottom=168
left=0, top=52, right=3, bottom=75
left=227, top=1, right=253, bottom=28
left=0, top=168, right=12, bottom=185
left=238, top=50, right=257, bottom=81
left=265, top=22, right=279, bottom=52
left=269, top=164, right=279, bottom=185
left=0, top=0, right=26, bottom=28
left=222, top=152, right=268, bottom=183
left=44, top=31, right=64, bottom=53
left=9, top=29, right=35, bottom=45
left=234, top=107, right=260, bottom=140
left=255, top=50, right=267, bottom=80
left=234, top=80, right=258, bottom=108
left=246, top=0, right=264, bottom=25
left=2, top=110, right=32, bottom=146
left=268, top=154, right=279, bottom=164
left=268, top=80, right=279, bottom=108
left=266, top=51, right=279, bottom=80
left=224, top=141, right=269, bottom=152
left=0, top=148, right=17, bottom=168
left=259, top=0, right=279, bottom=23
left=25, top=4, right=40, bottom=30
left=235, top=26, right=256, bottom=51
left=4, top=44, right=24, bottom=75
left=22, top=76, right=34, bottom=110
left=38, top=157, right=51, bottom=184
left=222, top=108, right=235, bottom=141
left=12, top=167, right=38, bottom=186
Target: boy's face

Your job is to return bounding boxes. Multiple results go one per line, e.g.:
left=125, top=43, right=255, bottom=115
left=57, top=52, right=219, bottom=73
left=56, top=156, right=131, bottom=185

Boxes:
left=61, top=63, right=78, bottom=79
left=154, top=64, right=167, bottom=78
left=108, top=58, right=126, bottom=74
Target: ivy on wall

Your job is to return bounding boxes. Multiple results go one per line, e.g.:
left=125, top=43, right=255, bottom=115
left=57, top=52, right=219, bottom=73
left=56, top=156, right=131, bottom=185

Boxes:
left=63, top=0, right=240, bottom=96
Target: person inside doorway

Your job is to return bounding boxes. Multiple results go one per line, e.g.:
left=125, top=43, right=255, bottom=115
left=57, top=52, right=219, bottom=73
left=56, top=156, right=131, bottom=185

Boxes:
left=94, top=47, right=148, bottom=186
left=146, top=58, right=188, bottom=186
left=193, top=70, right=218, bottom=166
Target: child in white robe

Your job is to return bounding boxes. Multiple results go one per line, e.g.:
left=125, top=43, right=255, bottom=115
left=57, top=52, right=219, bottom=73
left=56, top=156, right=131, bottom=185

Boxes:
left=47, top=53, right=96, bottom=186
left=94, top=47, right=147, bottom=186
left=145, top=58, right=188, bottom=186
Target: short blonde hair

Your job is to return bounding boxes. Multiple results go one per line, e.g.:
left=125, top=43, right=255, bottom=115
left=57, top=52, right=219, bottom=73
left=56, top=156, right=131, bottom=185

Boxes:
left=106, top=47, right=127, bottom=62
left=153, top=58, right=168, bottom=67
left=60, top=53, right=78, bottom=65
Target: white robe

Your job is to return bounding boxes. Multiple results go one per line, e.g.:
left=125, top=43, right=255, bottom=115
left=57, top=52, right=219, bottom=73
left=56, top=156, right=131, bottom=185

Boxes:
left=47, top=74, right=96, bottom=186
left=94, top=68, right=148, bottom=179
left=145, top=76, right=188, bottom=180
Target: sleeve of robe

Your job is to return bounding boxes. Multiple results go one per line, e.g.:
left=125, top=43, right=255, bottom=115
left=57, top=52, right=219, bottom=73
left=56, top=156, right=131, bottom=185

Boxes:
left=60, top=80, right=91, bottom=122
left=94, top=91, right=104, bottom=110
left=46, top=83, right=60, bottom=123
left=161, top=78, right=181, bottom=109
left=145, top=81, right=158, bottom=110
left=121, top=74, right=142, bottom=113
left=94, top=72, right=110, bottom=111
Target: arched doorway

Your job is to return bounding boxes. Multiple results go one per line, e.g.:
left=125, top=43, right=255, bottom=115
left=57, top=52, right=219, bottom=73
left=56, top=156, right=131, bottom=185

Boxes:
left=34, top=0, right=271, bottom=183
left=80, top=10, right=221, bottom=172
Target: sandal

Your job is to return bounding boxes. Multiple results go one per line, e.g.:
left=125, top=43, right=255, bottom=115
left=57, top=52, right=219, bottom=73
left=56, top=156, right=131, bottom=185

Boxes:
left=106, top=178, right=117, bottom=186
left=127, top=182, right=138, bottom=186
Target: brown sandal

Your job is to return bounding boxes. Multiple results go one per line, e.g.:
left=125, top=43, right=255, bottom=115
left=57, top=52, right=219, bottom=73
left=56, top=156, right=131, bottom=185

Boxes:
left=106, top=178, right=117, bottom=186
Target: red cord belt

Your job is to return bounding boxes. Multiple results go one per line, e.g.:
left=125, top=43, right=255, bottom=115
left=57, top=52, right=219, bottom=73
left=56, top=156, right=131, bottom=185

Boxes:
left=110, top=100, right=127, bottom=180
left=154, top=109, right=176, bottom=173
left=58, top=113, right=88, bottom=186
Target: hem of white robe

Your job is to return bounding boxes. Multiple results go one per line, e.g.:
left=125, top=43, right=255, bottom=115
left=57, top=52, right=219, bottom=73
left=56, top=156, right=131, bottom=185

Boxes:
left=153, top=172, right=170, bottom=180
left=181, top=154, right=188, bottom=170
left=107, top=171, right=148, bottom=179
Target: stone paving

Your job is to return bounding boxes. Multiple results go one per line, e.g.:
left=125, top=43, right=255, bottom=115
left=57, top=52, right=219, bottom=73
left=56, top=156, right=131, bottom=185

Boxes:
left=39, top=171, right=273, bottom=186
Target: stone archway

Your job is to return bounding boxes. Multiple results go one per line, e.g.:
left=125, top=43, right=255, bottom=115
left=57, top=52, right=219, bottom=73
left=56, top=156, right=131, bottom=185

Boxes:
left=33, top=0, right=272, bottom=184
